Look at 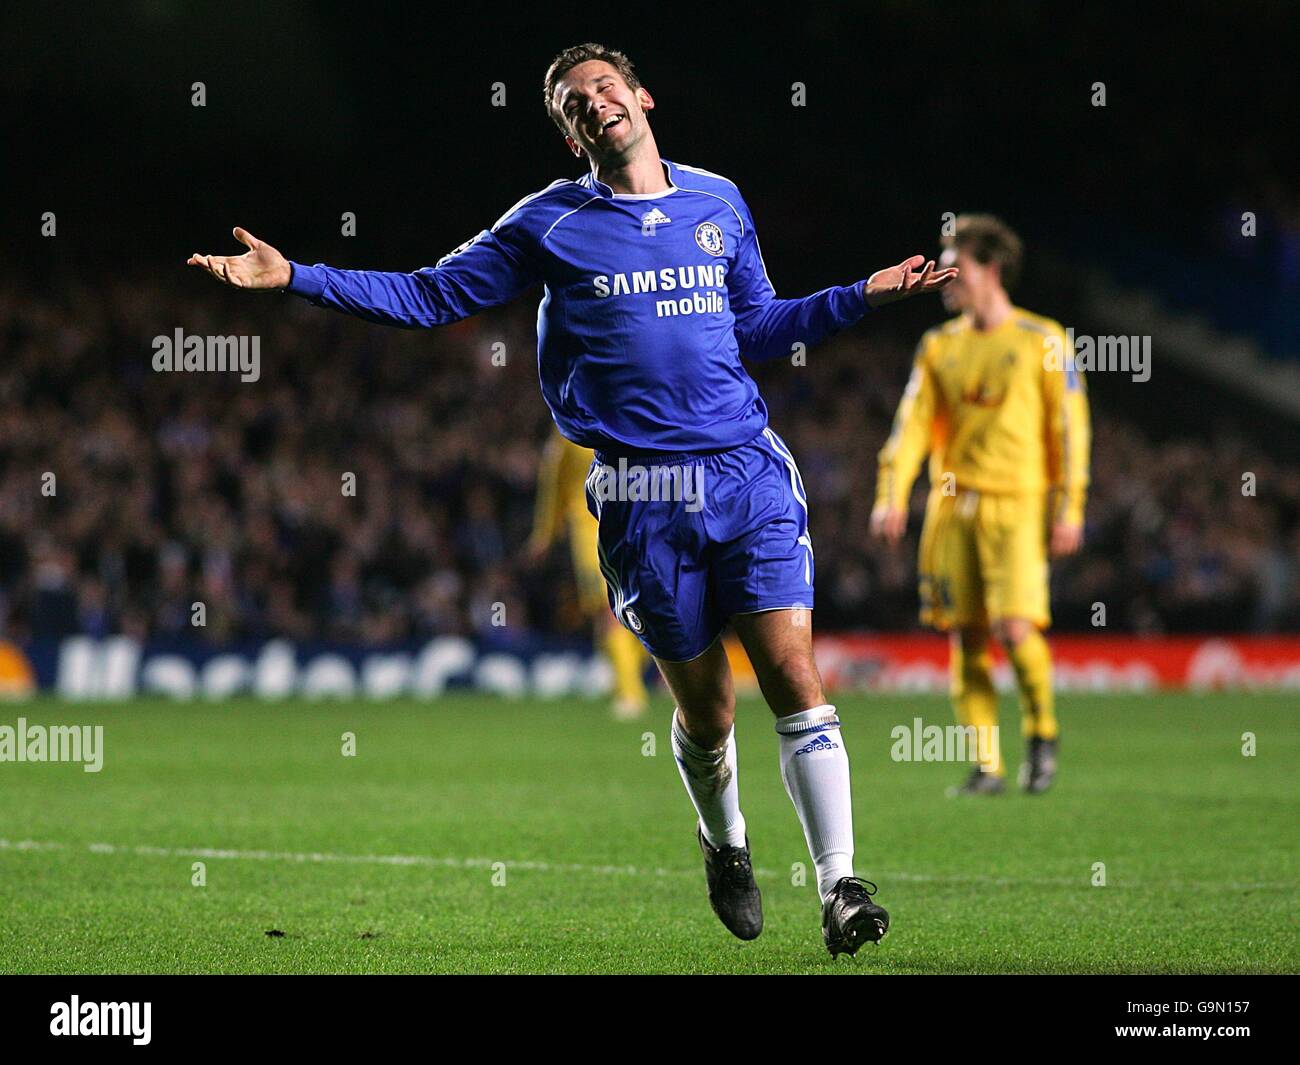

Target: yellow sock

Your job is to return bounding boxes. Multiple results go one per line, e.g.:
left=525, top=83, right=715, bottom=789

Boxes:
left=603, top=624, right=648, bottom=710
left=950, top=639, right=1002, bottom=775
left=1007, top=629, right=1058, bottom=741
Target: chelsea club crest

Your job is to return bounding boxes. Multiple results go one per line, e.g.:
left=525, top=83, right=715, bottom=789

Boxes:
left=694, top=222, right=725, bottom=256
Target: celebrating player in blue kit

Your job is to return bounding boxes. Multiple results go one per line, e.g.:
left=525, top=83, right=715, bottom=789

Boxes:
left=188, top=42, right=956, bottom=957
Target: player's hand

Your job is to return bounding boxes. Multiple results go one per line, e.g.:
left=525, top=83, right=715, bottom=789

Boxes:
left=1050, top=520, right=1083, bottom=558
left=187, top=227, right=292, bottom=290
left=870, top=503, right=907, bottom=546
left=864, top=255, right=959, bottom=307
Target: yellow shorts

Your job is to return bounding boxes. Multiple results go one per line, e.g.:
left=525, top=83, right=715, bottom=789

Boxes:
left=917, top=489, right=1050, bottom=631
left=570, top=512, right=610, bottom=615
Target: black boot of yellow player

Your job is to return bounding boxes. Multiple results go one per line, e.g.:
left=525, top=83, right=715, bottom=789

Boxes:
left=1019, top=737, right=1059, bottom=794
left=946, top=766, right=1006, bottom=797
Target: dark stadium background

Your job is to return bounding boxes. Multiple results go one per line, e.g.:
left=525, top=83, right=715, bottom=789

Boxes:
left=3, top=1, right=1299, bottom=659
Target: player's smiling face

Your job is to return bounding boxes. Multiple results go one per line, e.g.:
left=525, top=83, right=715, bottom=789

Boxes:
left=555, top=60, right=654, bottom=163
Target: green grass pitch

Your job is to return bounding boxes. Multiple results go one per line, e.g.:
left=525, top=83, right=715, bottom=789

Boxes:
left=0, top=692, right=1295, bottom=974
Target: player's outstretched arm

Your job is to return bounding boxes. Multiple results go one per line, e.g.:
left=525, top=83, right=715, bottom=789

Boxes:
left=187, top=228, right=291, bottom=290
left=864, top=255, right=958, bottom=307
left=187, top=216, right=541, bottom=329
left=729, top=228, right=958, bottom=360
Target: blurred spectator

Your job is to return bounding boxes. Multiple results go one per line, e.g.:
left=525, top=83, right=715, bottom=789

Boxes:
left=0, top=274, right=1297, bottom=645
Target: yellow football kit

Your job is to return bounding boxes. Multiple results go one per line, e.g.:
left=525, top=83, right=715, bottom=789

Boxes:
left=532, top=430, right=649, bottom=712
left=877, top=308, right=1090, bottom=631
left=876, top=309, right=1091, bottom=764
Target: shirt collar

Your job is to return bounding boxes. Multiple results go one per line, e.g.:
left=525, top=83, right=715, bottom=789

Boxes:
left=585, top=159, right=677, bottom=199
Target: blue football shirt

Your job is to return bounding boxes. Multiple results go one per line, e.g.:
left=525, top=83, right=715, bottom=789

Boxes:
left=287, top=159, right=869, bottom=454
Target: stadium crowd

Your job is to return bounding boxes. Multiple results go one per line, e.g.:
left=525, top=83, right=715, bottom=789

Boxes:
left=2, top=275, right=1298, bottom=647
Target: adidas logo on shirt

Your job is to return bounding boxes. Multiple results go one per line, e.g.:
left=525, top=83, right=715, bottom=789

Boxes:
left=793, top=732, right=840, bottom=756
left=641, top=207, right=672, bottom=227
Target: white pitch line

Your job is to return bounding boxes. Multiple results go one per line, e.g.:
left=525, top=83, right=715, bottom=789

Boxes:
left=0, top=839, right=1291, bottom=892
left=0, top=838, right=694, bottom=880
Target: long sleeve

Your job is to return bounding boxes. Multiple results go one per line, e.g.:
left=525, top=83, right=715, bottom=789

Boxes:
left=727, top=199, right=868, bottom=361
left=286, top=214, right=542, bottom=328
left=528, top=432, right=568, bottom=551
left=876, top=338, right=941, bottom=510
left=1043, top=330, right=1091, bottom=526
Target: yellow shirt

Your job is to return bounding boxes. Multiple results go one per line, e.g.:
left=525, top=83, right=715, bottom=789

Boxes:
left=876, top=308, right=1091, bottom=525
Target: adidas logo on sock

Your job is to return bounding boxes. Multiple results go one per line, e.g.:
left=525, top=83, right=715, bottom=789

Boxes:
left=793, top=733, right=840, bottom=756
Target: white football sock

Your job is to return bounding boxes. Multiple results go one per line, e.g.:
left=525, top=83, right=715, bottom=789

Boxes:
left=776, top=704, right=855, bottom=900
left=671, top=710, right=747, bottom=849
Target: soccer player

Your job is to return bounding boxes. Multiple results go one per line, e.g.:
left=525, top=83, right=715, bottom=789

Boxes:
left=526, top=427, right=650, bottom=719
left=871, top=215, right=1090, bottom=796
left=188, top=42, right=956, bottom=956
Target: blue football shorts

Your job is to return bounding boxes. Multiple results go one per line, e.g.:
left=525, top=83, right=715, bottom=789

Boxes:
left=585, top=426, right=814, bottom=662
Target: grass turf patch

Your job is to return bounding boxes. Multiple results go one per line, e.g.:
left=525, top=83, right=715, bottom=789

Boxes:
left=0, top=693, right=1295, bottom=973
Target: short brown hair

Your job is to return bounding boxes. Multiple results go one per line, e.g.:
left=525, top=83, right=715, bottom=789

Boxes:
left=941, top=214, right=1024, bottom=290
left=542, top=43, right=641, bottom=133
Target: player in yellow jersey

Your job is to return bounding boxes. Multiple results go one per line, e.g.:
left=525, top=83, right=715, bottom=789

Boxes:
left=527, top=428, right=650, bottom=719
left=871, top=216, right=1090, bottom=795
